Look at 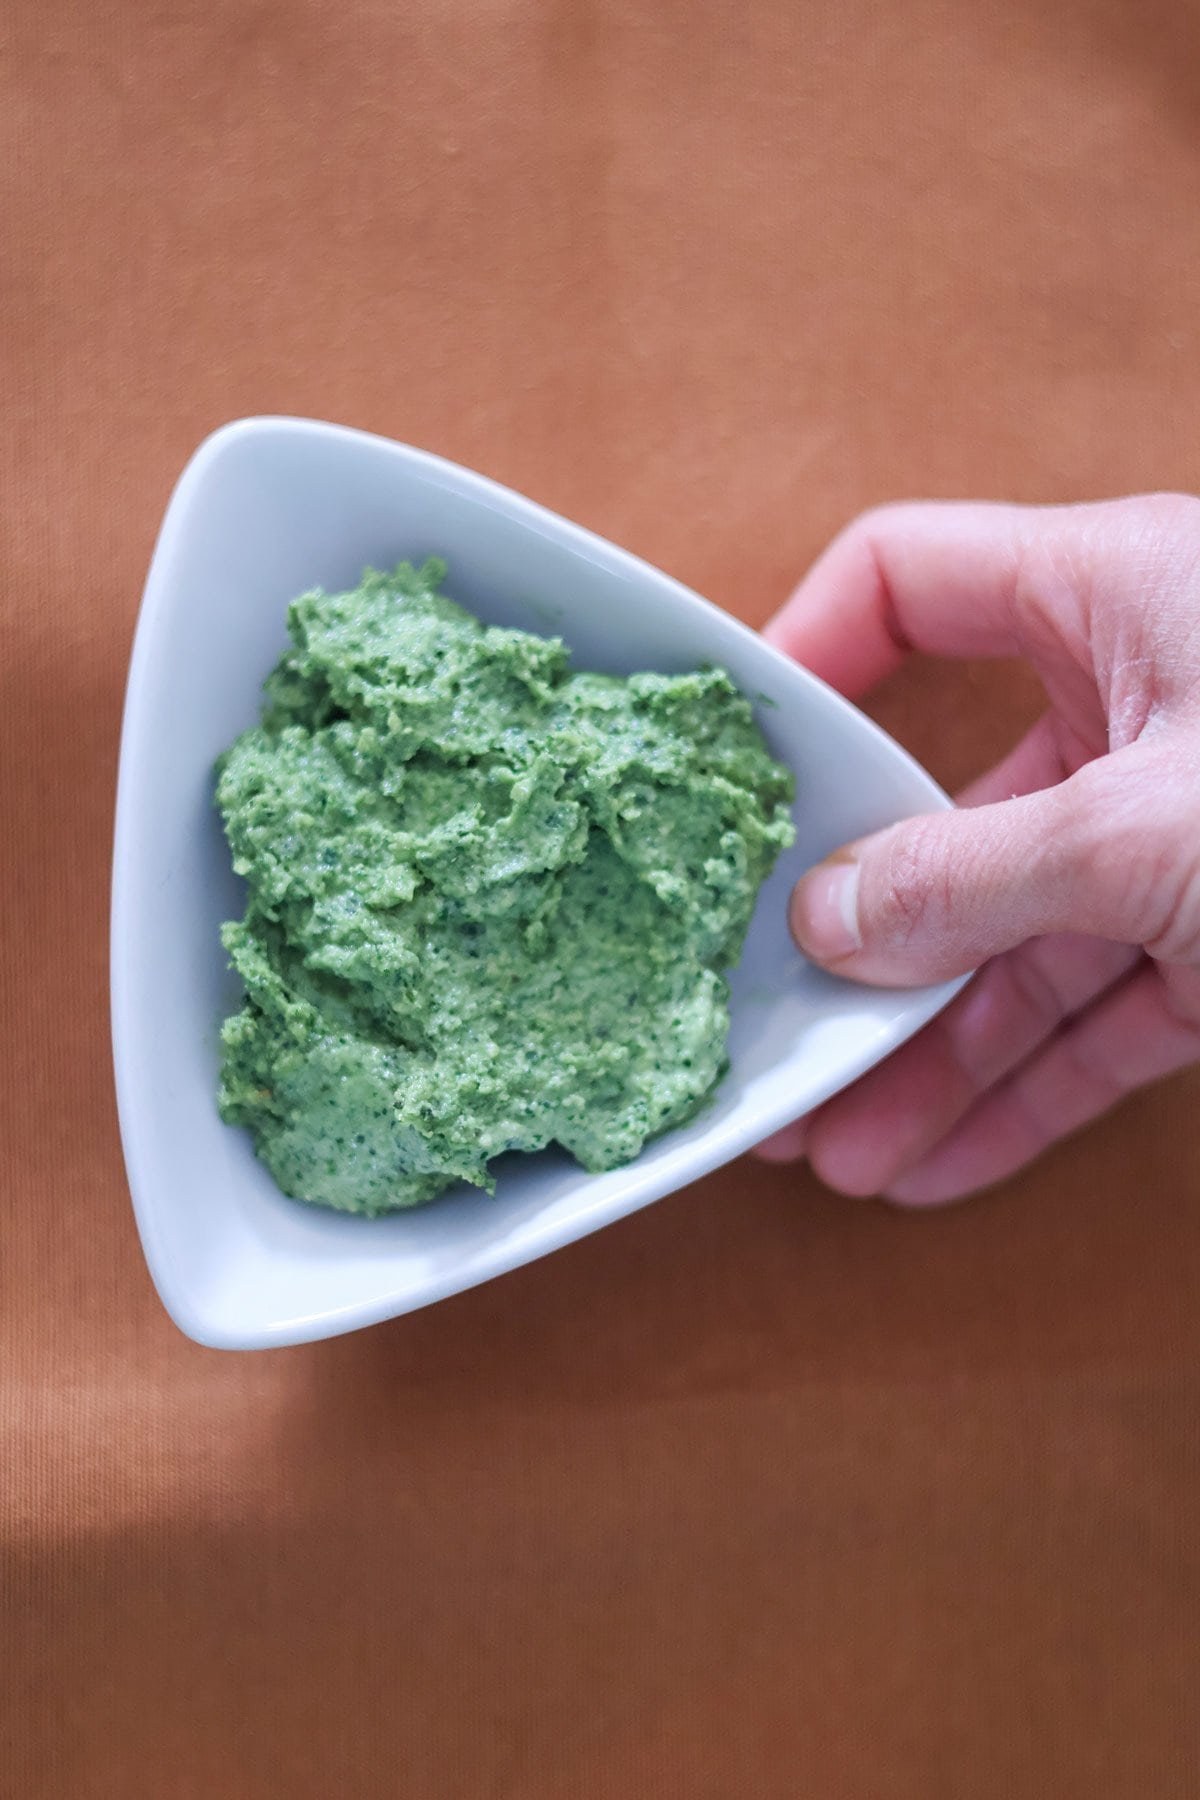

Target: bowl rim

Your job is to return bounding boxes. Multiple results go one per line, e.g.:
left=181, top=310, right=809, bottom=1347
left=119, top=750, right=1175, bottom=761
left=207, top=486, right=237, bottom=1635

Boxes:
left=111, top=415, right=969, bottom=1349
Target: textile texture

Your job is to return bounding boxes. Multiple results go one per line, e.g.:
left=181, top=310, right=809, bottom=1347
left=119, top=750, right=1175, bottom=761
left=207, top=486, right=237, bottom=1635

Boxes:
left=2, top=1, right=1198, bottom=1793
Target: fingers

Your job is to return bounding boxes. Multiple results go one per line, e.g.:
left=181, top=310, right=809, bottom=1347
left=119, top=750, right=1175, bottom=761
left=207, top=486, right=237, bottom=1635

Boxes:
left=788, top=744, right=1198, bottom=985
left=754, top=1119, right=806, bottom=1164
left=758, top=493, right=1200, bottom=1201
left=760, top=493, right=1200, bottom=703
left=793, top=934, right=1139, bottom=1194
left=788, top=787, right=1068, bottom=984
left=886, top=963, right=1200, bottom=1205
left=759, top=715, right=1100, bottom=1089
left=762, top=501, right=1026, bottom=697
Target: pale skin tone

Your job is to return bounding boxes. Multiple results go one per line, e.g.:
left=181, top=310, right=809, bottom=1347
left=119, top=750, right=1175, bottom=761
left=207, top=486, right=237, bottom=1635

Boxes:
left=753, top=494, right=1200, bottom=1204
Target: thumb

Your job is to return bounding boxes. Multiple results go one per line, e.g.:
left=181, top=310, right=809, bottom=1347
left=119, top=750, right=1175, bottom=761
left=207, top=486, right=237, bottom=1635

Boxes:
left=789, top=754, right=1187, bottom=985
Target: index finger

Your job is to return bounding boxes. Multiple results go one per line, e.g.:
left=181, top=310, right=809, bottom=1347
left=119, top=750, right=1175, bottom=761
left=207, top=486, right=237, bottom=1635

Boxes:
left=763, top=500, right=1039, bottom=698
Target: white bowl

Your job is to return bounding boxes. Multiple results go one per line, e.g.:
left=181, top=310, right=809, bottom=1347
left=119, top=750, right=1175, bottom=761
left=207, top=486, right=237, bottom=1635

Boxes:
left=112, top=418, right=965, bottom=1349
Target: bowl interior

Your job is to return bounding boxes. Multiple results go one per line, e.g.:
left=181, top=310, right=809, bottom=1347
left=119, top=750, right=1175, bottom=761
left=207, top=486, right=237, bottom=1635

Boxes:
left=112, top=419, right=964, bottom=1347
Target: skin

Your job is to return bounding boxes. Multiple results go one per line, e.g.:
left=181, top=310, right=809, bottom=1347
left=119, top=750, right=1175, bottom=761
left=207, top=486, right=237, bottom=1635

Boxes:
left=753, top=494, right=1200, bottom=1205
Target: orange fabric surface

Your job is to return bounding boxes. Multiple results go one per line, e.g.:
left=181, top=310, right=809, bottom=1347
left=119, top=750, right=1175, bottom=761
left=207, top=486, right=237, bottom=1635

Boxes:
left=3, top=1, right=1200, bottom=1793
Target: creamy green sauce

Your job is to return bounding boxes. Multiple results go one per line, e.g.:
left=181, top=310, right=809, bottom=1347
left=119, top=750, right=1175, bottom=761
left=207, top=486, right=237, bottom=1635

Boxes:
left=216, top=562, right=794, bottom=1214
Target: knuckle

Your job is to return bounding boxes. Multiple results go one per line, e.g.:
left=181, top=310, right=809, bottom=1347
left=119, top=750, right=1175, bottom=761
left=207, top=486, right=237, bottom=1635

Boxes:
left=1012, top=493, right=1200, bottom=668
left=1011, top=537, right=1080, bottom=655
left=869, top=817, right=954, bottom=950
left=1055, top=1030, right=1126, bottom=1117
left=1090, top=494, right=1200, bottom=597
left=1115, top=490, right=1200, bottom=540
left=1161, top=967, right=1200, bottom=1036
left=1066, top=757, right=1200, bottom=960
left=1146, top=857, right=1200, bottom=966
left=1102, top=494, right=1200, bottom=629
left=805, top=1115, right=887, bottom=1198
left=1002, top=941, right=1067, bottom=1028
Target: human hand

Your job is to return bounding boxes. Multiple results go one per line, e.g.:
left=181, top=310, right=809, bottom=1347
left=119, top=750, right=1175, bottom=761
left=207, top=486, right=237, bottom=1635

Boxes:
left=754, top=495, right=1200, bottom=1204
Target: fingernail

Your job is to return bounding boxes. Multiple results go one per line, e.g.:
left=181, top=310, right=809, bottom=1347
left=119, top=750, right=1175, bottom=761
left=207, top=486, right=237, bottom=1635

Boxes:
left=790, top=860, right=861, bottom=961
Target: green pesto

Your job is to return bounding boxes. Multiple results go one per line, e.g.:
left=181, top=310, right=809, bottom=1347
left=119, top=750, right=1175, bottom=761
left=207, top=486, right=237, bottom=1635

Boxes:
left=215, top=562, right=795, bottom=1214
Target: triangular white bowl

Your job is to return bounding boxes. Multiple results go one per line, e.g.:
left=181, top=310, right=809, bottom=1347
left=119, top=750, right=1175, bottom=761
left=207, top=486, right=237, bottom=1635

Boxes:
left=112, top=418, right=966, bottom=1349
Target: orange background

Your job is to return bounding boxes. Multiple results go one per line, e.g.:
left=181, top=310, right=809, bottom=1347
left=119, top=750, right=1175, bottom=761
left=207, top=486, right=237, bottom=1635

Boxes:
left=4, top=2, right=1199, bottom=1793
